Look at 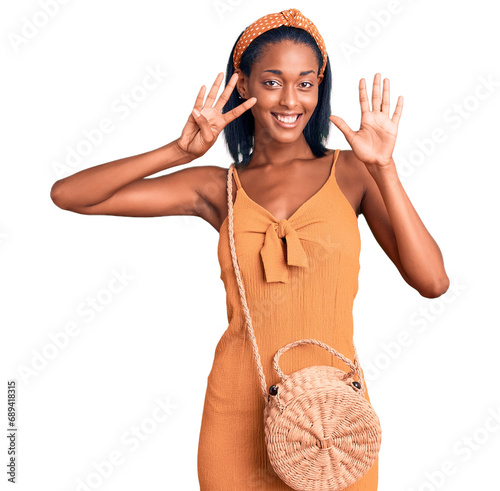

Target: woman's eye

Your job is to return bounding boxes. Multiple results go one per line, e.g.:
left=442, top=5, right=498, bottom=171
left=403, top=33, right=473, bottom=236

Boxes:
left=263, top=81, right=313, bottom=88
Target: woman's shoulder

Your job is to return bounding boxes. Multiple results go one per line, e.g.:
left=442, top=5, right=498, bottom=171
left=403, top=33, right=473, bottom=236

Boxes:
left=189, top=164, right=231, bottom=194
left=194, top=163, right=235, bottom=213
left=336, top=149, right=369, bottom=179
left=333, top=149, right=370, bottom=217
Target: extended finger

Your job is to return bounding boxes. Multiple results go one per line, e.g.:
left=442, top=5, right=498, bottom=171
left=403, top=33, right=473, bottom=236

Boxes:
left=391, top=96, right=404, bottom=126
left=223, top=97, right=257, bottom=125
left=372, top=73, right=382, bottom=111
left=204, top=72, right=225, bottom=108
left=359, top=78, right=370, bottom=114
left=381, top=78, right=390, bottom=115
left=193, top=85, right=206, bottom=113
left=191, top=108, right=215, bottom=144
left=214, top=72, right=238, bottom=113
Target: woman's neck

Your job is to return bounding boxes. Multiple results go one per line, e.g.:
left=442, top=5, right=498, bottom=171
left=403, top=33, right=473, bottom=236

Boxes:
left=248, top=132, right=315, bottom=167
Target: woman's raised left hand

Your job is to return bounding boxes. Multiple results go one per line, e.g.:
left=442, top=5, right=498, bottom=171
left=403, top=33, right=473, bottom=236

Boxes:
left=329, top=73, right=403, bottom=168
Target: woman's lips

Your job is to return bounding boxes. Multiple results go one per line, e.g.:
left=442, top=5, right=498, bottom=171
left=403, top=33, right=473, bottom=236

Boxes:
left=271, top=113, right=303, bottom=129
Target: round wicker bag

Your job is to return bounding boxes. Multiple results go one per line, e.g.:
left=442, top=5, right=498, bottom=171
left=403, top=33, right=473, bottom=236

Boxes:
left=226, top=164, right=382, bottom=490
left=264, top=339, right=382, bottom=490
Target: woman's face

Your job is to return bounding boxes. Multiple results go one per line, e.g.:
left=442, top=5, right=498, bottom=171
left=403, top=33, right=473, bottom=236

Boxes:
left=236, top=40, right=324, bottom=145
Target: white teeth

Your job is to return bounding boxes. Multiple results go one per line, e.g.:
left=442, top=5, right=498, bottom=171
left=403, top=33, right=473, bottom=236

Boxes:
left=274, top=113, right=299, bottom=123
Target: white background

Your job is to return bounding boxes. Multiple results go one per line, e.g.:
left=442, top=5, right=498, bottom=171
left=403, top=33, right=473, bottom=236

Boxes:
left=2, top=1, right=499, bottom=490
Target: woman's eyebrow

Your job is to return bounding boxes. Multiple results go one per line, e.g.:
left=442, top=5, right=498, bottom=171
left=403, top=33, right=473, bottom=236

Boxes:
left=262, top=69, right=316, bottom=76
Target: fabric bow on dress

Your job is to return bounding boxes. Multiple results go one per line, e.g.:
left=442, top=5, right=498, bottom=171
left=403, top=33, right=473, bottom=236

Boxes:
left=260, top=219, right=308, bottom=283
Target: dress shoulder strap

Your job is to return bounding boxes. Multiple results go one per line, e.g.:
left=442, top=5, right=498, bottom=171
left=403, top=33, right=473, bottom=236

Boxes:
left=333, top=148, right=341, bottom=166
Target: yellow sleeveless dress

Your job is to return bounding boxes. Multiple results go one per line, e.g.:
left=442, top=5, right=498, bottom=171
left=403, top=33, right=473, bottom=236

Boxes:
left=197, top=149, right=379, bottom=490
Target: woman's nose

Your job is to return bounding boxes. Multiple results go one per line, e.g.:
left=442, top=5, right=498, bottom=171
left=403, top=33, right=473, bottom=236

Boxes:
left=279, top=84, right=298, bottom=108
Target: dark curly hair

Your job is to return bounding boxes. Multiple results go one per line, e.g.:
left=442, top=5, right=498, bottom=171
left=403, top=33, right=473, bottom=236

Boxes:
left=222, top=25, right=332, bottom=167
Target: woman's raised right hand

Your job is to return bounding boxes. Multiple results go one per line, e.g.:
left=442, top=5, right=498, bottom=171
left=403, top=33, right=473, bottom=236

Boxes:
left=176, top=72, right=257, bottom=159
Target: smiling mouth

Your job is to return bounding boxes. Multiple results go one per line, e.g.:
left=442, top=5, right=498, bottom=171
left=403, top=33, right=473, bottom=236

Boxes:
left=271, top=113, right=303, bottom=125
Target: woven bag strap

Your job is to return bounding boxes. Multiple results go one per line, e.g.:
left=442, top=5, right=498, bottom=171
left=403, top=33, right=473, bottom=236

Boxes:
left=226, top=164, right=365, bottom=402
left=226, top=163, right=269, bottom=401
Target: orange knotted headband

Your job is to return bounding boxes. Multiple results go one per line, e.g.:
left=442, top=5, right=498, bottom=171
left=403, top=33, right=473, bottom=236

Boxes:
left=233, top=8, right=327, bottom=77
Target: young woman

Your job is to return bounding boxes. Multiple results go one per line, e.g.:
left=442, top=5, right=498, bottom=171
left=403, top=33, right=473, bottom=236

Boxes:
left=51, top=8, right=449, bottom=490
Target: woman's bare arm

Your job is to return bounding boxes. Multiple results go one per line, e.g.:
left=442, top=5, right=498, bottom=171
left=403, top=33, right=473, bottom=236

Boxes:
left=50, top=71, right=256, bottom=218
left=331, top=74, right=449, bottom=298
left=51, top=140, right=183, bottom=209
left=356, top=152, right=449, bottom=298
left=50, top=140, right=211, bottom=217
